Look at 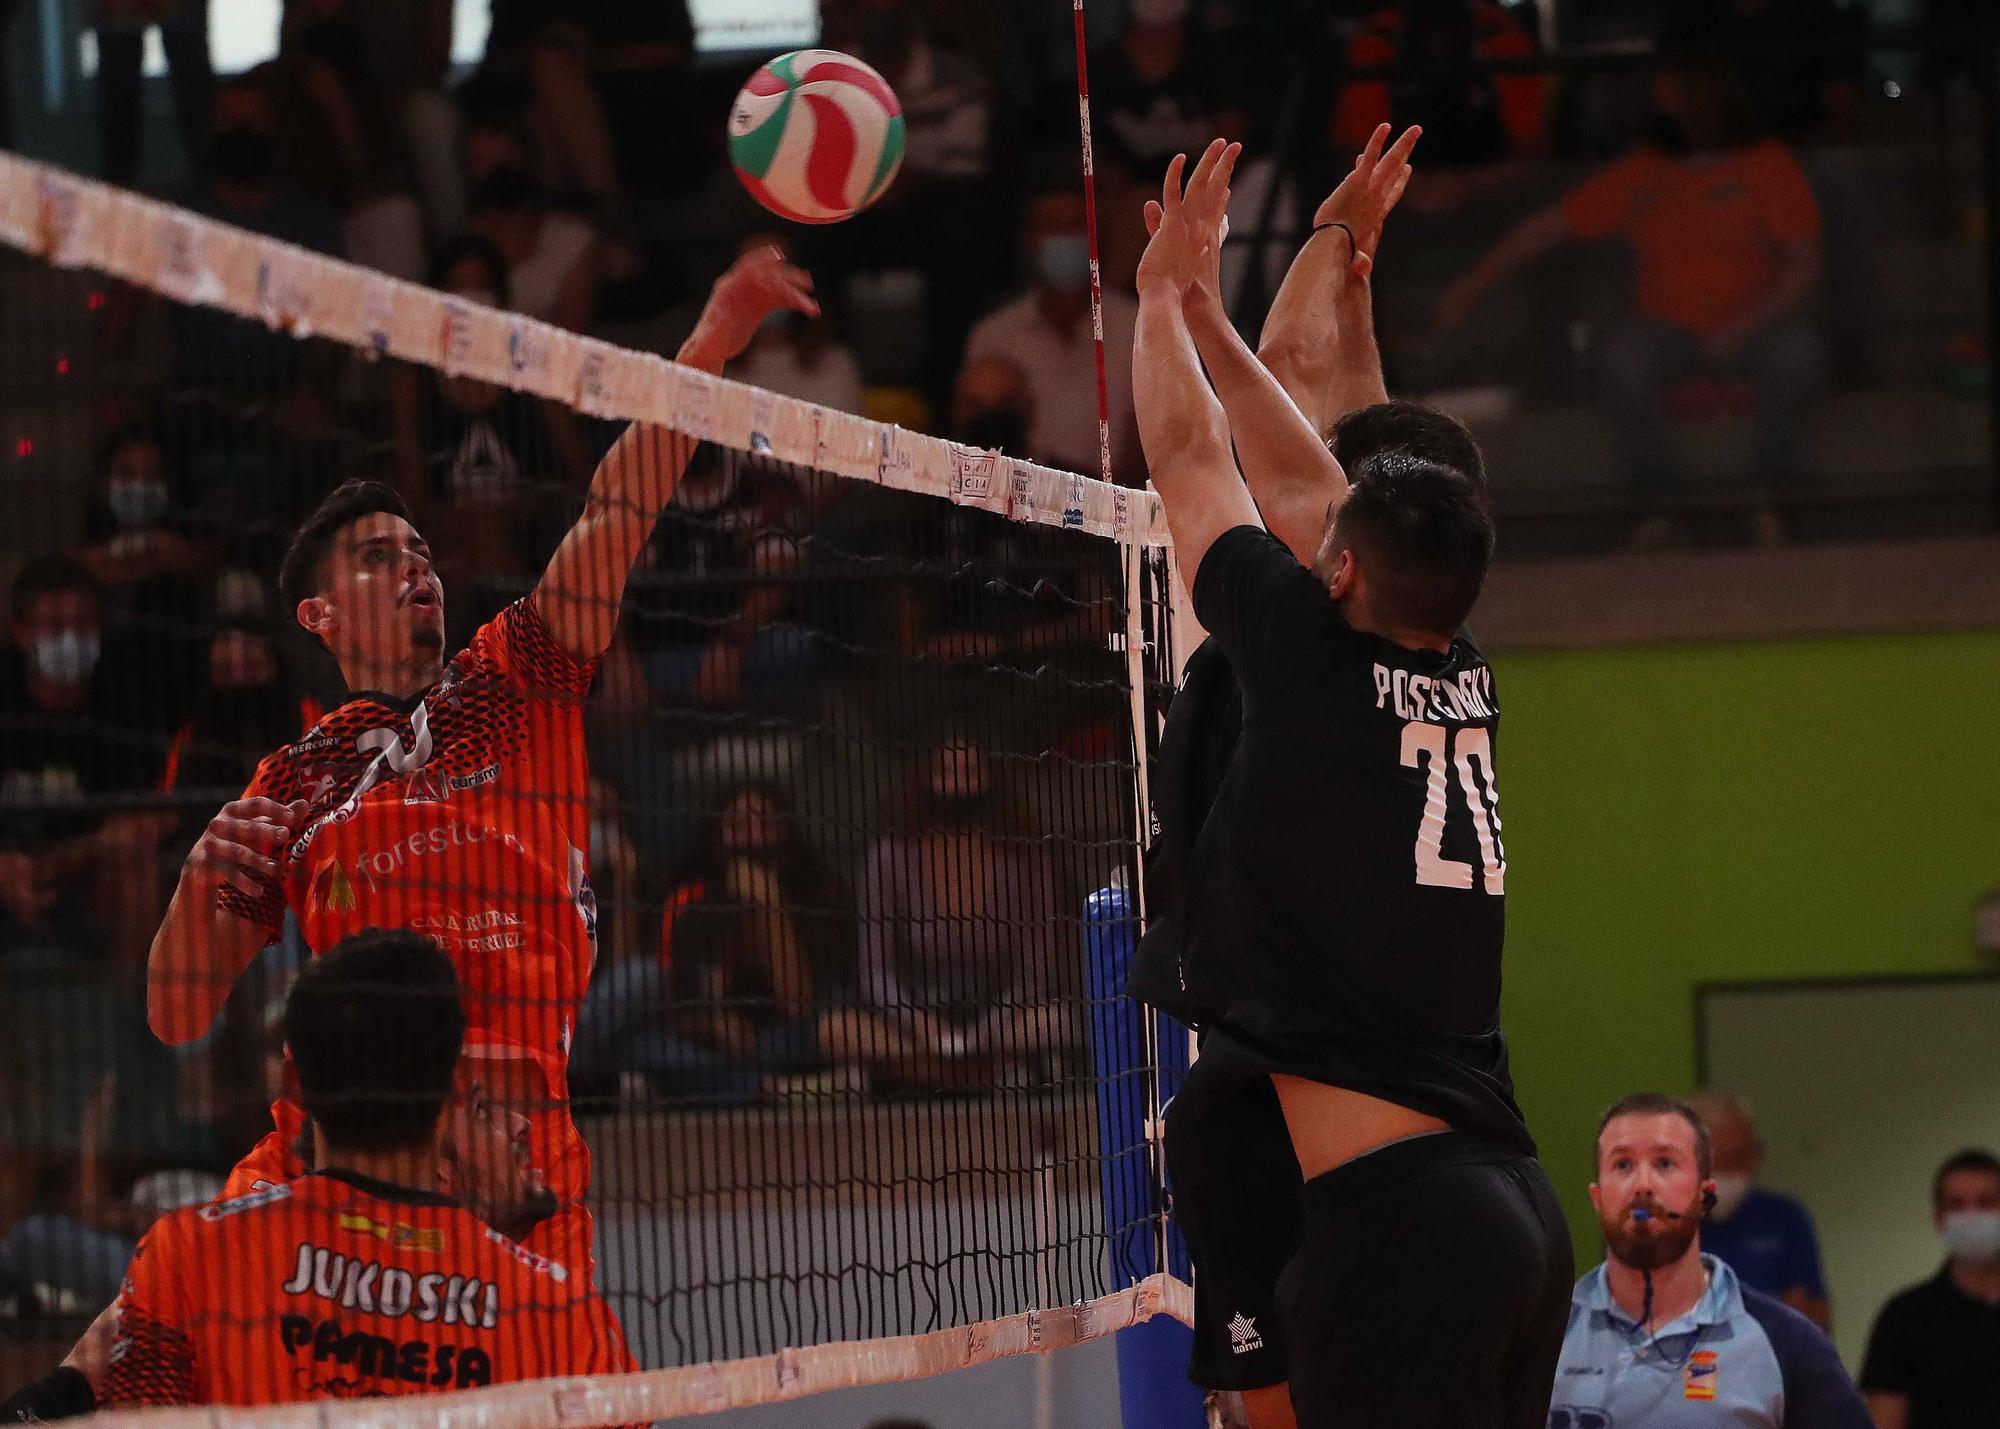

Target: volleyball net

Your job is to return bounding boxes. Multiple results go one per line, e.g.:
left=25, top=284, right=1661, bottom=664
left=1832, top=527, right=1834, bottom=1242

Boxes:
left=0, top=154, right=1194, bottom=1424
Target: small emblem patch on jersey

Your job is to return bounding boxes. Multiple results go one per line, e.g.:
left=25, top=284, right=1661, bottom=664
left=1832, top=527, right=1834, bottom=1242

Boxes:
left=1227, top=1312, right=1263, bottom=1355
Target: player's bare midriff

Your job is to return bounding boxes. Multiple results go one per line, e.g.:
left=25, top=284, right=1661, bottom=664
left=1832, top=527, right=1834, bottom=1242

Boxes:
left=1270, top=1074, right=1452, bottom=1181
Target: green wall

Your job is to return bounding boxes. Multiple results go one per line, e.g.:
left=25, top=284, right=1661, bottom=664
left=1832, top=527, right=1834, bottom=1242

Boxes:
left=1496, top=629, right=2000, bottom=1255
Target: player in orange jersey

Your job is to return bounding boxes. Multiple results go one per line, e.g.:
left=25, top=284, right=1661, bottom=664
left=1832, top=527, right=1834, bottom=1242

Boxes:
left=4, top=931, right=630, bottom=1416
left=145, top=247, right=818, bottom=1289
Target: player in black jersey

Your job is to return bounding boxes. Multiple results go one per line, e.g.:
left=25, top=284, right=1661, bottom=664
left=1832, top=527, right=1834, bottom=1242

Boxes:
left=1130, top=125, right=1502, bottom=1429
left=1133, top=138, right=1570, bottom=1427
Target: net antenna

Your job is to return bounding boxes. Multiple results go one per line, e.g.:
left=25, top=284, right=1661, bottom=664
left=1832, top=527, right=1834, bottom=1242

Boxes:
left=1072, top=0, right=1180, bottom=1308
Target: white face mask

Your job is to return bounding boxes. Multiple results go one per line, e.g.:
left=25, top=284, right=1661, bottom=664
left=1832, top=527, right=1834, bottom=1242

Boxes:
left=1940, top=1210, right=2000, bottom=1263
left=32, top=629, right=101, bottom=685
left=1709, top=1173, right=1754, bottom=1222
left=106, top=478, right=170, bottom=530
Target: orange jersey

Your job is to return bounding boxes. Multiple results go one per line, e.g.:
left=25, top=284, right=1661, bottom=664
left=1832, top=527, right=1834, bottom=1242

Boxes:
left=216, top=598, right=600, bottom=1085
left=102, top=1171, right=630, bottom=1407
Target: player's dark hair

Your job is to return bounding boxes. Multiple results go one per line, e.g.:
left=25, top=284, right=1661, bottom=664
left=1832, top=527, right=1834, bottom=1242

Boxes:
left=1329, top=400, right=1487, bottom=489
left=277, top=478, right=417, bottom=617
left=1595, top=1093, right=1713, bottom=1181
left=1932, top=1148, right=2000, bottom=1209
left=10, top=554, right=100, bottom=620
left=1326, top=454, right=1494, bottom=637
left=284, top=928, right=465, bottom=1153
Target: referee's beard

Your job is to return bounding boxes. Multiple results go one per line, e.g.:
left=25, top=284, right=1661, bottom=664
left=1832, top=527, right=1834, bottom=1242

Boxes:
left=1604, top=1201, right=1701, bottom=1272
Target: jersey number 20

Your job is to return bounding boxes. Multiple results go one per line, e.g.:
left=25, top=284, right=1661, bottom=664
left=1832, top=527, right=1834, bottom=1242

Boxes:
left=1400, top=723, right=1505, bottom=894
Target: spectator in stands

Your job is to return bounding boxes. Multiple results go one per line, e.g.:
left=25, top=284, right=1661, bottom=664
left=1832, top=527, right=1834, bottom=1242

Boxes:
left=347, top=0, right=466, bottom=240
left=1437, top=64, right=1825, bottom=546
left=255, top=0, right=430, bottom=278
left=573, top=782, right=842, bottom=1105
left=92, top=0, right=213, bottom=187
left=1860, top=1148, right=2000, bottom=1429
left=392, top=233, right=592, bottom=641
left=159, top=623, right=307, bottom=825
left=468, top=166, right=601, bottom=331
left=1549, top=1093, right=1871, bottom=1428
left=1086, top=0, right=1218, bottom=177
left=1661, top=0, right=1871, bottom=142
left=0, top=557, right=174, bottom=966
left=75, top=423, right=208, bottom=728
left=182, top=77, right=343, bottom=255
left=814, top=0, right=1002, bottom=395
left=1688, top=1092, right=1831, bottom=1330
left=965, top=184, right=1139, bottom=479
left=1329, top=0, right=1548, bottom=167
left=628, top=447, right=805, bottom=707
left=480, top=0, right=700, bottom=239
left=822, top=738, right=1068, bottom=1092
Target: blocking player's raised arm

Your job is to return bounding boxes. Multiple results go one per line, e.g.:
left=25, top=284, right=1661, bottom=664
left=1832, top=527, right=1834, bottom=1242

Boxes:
left=533, top=247, right=818, bottom=664
left=1168, top=138, right=1346, bottom=568
left=1134, top=145, right=1261, bottom=592
left=1257, top=124, right=1419, bottom=437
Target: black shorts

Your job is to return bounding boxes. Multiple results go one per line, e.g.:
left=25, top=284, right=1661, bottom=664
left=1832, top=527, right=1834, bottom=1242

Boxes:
left=1164, top=1052, right=1302, bottom=1391
left=1277, top=1130, right=1574, bottom=1429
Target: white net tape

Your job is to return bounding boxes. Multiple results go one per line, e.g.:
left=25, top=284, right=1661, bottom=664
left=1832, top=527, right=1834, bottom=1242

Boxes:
left=0, top=152, right=1170, bottom=548
left=0, top=152, right=1192, bottom=1421
left=79, top=1275, right=1191, bottom=1429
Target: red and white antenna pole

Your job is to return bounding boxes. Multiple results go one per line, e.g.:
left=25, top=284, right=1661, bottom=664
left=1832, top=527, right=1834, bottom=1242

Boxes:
left=1072, top=0, right=1113, bottom=489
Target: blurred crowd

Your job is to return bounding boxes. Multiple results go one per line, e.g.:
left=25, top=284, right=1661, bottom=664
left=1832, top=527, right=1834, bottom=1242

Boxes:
left=0, top=0, right=1995, bottom=1363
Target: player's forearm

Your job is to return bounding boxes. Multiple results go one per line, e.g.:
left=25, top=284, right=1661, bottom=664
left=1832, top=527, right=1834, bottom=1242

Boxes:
left=1184, top=289, right=1348, bottom=563
left=147, top=872, right=267, bottom=1044
left=1133, top=288, right=1232, bottom=497
left=1257, top=228, right=1387, bottom=433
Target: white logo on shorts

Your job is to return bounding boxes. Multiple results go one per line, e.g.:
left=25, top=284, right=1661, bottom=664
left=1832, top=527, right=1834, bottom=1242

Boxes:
left=1228, top=1313, right=1264, bottom=1355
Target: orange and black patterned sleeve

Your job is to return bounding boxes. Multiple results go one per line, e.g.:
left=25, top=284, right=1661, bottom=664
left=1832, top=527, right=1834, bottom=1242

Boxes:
left=212, top=752, right=292, bottom=943
left=474, top=597, right=601, bottom=702
left=101, top=1228, right=200, bottom=1407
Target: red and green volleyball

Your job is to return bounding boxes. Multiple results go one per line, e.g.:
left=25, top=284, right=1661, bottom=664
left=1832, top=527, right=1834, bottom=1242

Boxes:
left=728, top=49, right=905, bottom=225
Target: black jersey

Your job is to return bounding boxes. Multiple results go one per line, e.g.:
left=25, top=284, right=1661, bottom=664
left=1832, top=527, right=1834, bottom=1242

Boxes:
left=1181, top=525, right=1531, bottom=1153
left=1128, top=635, right=1240, bottom=1025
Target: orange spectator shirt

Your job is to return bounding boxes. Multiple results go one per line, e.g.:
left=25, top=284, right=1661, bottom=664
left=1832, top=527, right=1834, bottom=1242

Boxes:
left=215, top=598, right=600, bottom=1088
left=1560, top=141, right=1822, bottom=338
left=102, top=1171, right=629, bottom=1407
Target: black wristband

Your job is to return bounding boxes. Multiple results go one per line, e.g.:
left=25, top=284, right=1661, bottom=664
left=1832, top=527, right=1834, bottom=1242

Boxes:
left=1313, top=221, right=1357, bottom=258
left=3, top=1366, right=97, bottom=1423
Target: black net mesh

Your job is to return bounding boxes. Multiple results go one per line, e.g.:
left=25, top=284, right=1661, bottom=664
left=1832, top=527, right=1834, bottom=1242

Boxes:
left=0, top=172, right=1175, bottom=1414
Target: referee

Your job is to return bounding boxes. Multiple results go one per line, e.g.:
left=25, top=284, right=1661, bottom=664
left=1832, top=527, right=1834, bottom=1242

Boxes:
left=1132, top=138, right=1570, bottom=1427
left=1130, top=126, right=1499, bottom=1429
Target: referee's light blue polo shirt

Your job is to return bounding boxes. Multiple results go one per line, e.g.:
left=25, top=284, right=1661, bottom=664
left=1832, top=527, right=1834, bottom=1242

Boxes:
left=1546, top=1255, right=1871, bottom=1428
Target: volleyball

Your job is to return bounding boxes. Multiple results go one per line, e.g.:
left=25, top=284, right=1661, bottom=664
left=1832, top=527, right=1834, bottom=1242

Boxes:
left=728, top=49, right=905, bottom=224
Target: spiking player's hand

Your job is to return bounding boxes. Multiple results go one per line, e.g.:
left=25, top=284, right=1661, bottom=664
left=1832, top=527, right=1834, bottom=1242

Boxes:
left=1314, top=123, right=1421, bottom=279
left=189, top=797, right=307, bottom=898
left=682, top=245, right=819, bottom=372
left=1138, top=140, right=1241, bottom=301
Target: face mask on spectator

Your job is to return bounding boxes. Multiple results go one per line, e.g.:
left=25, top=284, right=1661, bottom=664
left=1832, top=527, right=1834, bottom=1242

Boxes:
left=1708, top=1173, right=1753, bottom=1222
left=211, top=126, right=277, bottom=185
left=32, top=629, right=101, bottom=685
left=107, top=477, right=171, bottom=530
left=1034, top=235, right=1091, bottom=293
left=1941, top=1210, right=2000, bottom=1263
left=960, top=409, right=1029, bottom=454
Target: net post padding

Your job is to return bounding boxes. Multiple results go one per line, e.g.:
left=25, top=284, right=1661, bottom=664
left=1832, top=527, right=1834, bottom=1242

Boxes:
left=78, top=1274, right=1193, bottom=1429
left=0, top=151, right=1169, bottom=547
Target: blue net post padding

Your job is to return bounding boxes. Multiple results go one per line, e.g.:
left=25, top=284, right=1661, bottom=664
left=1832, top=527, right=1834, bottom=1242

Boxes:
left=1086, top=884, right=1203, bottom=1429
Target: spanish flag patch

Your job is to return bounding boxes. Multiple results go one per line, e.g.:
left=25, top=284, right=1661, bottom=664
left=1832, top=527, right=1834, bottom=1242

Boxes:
left=1684, top=1349, right=1718, bottom=1400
